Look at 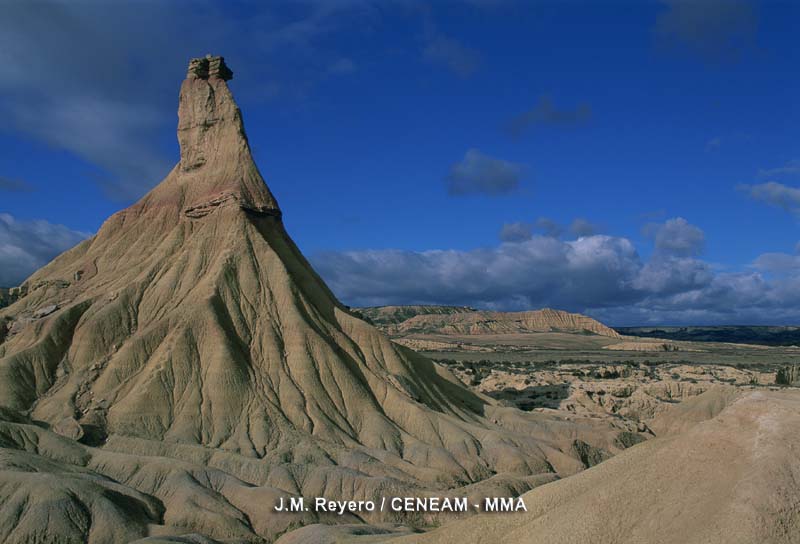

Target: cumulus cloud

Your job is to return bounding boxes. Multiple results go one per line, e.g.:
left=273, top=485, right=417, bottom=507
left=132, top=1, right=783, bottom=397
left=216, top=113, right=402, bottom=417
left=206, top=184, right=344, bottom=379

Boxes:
left=570, top=218, right=600, bottom=237
left=740, top=182, right=800, bottom=215
left=313, top=209, right=800, bottom=325
left=506, top=96, right=592, bottom=137
left=0, top=213, right=89, bottom=286
left=313, top=235, right=642, bottom=311
left=645, top=217, right=705, bottom=256
left=500, top=217, right=601, bottom=242
left=655, top=0, right=758, bottom=62
left=0, top=2, right=190, bottom=201
left=446, top=149, right=524, bottom=196
left=312, top=232, right=800, bottom=325
left=753, top=252, right=800, bottom=274
left=587, top=269, right=792, bottom=326
left=534, top=217, right=563, bottom=238
left=499, top=222, right=533, bottom=242
left=633, top=256, right=713, bottom=296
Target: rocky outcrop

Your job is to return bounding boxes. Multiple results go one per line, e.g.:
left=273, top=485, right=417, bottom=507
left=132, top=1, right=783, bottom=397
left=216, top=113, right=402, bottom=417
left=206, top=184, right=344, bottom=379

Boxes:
left=603, top=340, right=697, bottom=352
left=776, top=364, right=800, bottom=386
left=187, top=54, right=234, bottom=81
left=0, top=55, right=628, bottom=543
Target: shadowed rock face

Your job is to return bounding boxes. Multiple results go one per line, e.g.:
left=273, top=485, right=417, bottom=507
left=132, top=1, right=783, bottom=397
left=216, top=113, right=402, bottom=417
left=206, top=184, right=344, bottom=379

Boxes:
left=776, top=364, right=800, bottom=386
left=0, top=56, right=632, bottom=542
left=0, top=288, right=12, bottom=309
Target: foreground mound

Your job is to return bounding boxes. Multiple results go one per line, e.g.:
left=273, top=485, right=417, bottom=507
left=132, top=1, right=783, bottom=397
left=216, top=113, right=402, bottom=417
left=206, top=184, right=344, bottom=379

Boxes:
left=0, top=56, right=638, bottom=542
left=385, top=389, right=800, bottom=544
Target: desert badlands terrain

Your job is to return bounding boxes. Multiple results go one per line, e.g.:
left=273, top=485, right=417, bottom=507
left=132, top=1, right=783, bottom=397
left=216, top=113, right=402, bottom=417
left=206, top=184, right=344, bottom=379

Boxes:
left=1, top=57, right=799, bottom=544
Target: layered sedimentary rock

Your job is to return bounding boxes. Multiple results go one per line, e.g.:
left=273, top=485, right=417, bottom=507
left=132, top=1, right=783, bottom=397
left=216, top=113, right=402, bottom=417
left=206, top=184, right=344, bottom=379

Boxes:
left=363, top=306, right=622, bottom=338
left=0, top=56, right=635, bottom=542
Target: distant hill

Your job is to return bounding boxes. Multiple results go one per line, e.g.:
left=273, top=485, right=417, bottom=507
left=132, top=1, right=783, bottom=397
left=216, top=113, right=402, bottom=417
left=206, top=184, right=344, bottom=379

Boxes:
left=356, top=304, right=476, bottom=326
left=617, top=326, right=800, bottom=347
left=359, top=306, right=621, bottom=339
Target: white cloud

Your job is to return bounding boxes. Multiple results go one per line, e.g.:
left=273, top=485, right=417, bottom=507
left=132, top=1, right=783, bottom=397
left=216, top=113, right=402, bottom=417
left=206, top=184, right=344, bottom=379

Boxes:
left=570, top=218, right=600, bottom=237
left=757, top=159, right=800, bottom=180
left=0, top=0, right=376, bottom=201
left=499, top=222, right=533, bottom=242
left=535, top=217, right=563, bottom=238
left=314, top=234, right=643, bottom=311
left=312, top=222, right=800, bottom=325
left=648, top=217, right=706, bottom=256
left=740, top=182, right=800, bottom=214
left=753, top=252, right=800, bottom=274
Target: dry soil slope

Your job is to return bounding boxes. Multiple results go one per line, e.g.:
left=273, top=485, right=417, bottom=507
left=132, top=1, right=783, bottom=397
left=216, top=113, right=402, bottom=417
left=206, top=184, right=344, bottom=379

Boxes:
left=386, top=389, right=800, bottom=544
left=0, top=56, right=637, bottom=543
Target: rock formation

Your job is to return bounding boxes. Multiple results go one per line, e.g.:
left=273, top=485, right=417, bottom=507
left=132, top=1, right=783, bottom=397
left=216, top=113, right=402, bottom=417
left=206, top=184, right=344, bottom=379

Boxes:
left=0, top=56, right=635, bottom=542
left=775, top=364, right=800, bottom=386
left=362, top=306, right=622, bottom=338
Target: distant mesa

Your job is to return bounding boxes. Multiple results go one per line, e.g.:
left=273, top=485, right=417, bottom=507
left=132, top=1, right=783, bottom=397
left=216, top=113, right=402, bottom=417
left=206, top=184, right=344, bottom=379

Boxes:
left=359, top=305, right=622, bottom=339
left=618, top=325, right=800, bottom=347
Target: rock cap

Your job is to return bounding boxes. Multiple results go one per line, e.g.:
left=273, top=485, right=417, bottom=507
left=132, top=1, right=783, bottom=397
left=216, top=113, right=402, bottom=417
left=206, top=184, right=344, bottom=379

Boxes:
left=187, top=54, right=233, bottom=81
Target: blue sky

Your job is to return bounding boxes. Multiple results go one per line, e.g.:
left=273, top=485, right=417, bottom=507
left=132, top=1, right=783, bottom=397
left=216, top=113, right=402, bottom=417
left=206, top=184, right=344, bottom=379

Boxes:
left=1, top=0, right=799, bottom=325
